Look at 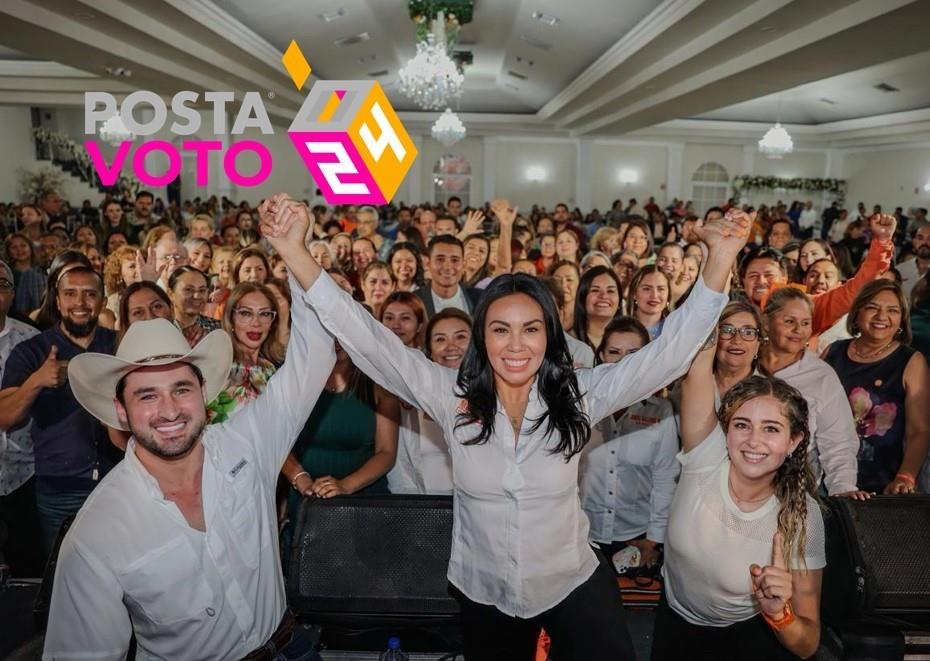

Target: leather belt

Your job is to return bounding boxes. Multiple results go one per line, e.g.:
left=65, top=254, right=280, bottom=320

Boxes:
left=240, top=610, right=296, bottom=661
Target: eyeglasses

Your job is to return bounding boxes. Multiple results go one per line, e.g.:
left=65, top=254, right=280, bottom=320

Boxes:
left=233, top=307, right=276, bottom=323
left=719, top=324, right=761, bottom=341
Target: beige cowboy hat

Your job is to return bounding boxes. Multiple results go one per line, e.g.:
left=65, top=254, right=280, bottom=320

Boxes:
left=69, top=318, right=233, bottom=431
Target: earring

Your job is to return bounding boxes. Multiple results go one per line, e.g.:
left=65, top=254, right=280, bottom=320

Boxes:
left=895, top=328, right=903, bottom=337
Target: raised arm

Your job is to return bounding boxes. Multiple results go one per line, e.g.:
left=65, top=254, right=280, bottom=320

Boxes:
left=888, top=352, right=930, bottom=493
left=263, top=196, right=456, bottom=426
left=490, top=201, right=516, bottom=276
left=679, top=333, right=719, bottom=453
left=581, top=210, right=750, bottom=423
left=812, top=214, right=894, bottom=334
left=223, top=195, right=337, bottom=478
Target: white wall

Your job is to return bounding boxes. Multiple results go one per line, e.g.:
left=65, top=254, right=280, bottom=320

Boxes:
left=590, top=142, right=667, bottom=212
left=0, top=106, right=40, bottom=202
left=843, top=146, right=930, bottom=212
left=4, top=103, right=930, bottom=216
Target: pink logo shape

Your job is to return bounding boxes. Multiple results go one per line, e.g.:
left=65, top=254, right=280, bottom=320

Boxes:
left=288, top=131, right=386, bottom=205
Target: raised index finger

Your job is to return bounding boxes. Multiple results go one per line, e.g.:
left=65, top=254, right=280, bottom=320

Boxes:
left=772, top=531, right=787, bottom=569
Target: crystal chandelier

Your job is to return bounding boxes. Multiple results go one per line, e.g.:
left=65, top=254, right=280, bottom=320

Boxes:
left=758, top=121, right=793, bottom=159
left=398, top=29, right=464, bottom=110
left=431, top=108, right=465, bottom=146
left=98, top=114, right=134, bottom=146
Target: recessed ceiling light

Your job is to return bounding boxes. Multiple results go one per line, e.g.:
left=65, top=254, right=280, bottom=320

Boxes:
left=519, top=35, right=551, bottom=50
left=819, top=97, right=837, bottom=105
left=334, top=32, right=370, bottom=47
left=367, top=69, right=389, bottom=77
left=874, top=82, right=900, bottom=93
left=358, top=54, right=376, bottom=64
left=319, top=8, right=346, bottom=22
left=531, top=11, right=559, bottom=26
left=759, top=25, right=778, bottom=33
left=507, top=70, right=528, bottom=80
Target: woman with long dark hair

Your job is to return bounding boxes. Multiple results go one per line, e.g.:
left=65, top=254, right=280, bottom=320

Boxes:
left=571, top=265, right=623, bottom=350
left=261, top=195, right=751, bottom=660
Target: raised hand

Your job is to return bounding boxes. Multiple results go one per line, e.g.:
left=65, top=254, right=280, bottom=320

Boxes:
left=261, top=194, right=312, bottom=256
left=33, top=345, right=68, bottom=389
left=695, top=208, right=753, bottom=253
left=489, top=200, right=517, bottom=228
left=136, top=246, right=167, bottom=283
left=750, top=532, right=793, bottom=618
left=869, top=213, right=896, bottom=243
left=462, top=209, right=486, bottom=236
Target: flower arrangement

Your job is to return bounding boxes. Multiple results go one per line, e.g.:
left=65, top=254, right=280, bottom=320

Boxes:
left=16, top=165, right=66, bottom=203
left=732, top=175, right=847, bottom=205
left=409, top=0, right=473, bottom=47
left=30, top=126, right=142, bottom=197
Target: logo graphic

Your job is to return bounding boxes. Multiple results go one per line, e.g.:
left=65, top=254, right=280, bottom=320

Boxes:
left=283, top=40, right=417, bottom=205
left=81, top=40, right=416, bottom=204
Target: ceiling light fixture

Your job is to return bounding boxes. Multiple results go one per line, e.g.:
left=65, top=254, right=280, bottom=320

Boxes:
left=319, top=8, right=347, bottom=22
left=334, top=32, right=370, bottom=47
left=431, top=108, right=466, bottom=146
left=98, top=113, right=134, bottom=146
left=532, top=11, right=559, bottom=26
left=526, top=165, right=547, bottom=182
left=758, top=94, right=793, bottom=159
left=399, top=11, right=464, bottom=110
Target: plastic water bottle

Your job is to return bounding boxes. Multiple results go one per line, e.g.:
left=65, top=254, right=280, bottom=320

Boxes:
left=379, top=636, right=409, bottom=661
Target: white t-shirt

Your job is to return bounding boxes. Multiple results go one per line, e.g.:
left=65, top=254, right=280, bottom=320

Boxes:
left=431, top=285, right=470, bottom=314
left=663, top=425, right=826, bottom=627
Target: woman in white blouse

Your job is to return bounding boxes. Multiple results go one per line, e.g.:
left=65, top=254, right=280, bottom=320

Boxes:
left=270, top=196, right=751, bottom=661
left=580, top=316, right=679, bottom=568
left=758, top=288, right=869, bottom=500
left=656, top=328, right=825, bottom=660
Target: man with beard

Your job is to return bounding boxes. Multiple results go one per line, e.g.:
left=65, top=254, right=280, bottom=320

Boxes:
left=900, top=223, right=930, bottom=298
left=0, top=267, right=115, bottom=554
left=42, top=194, right=334, bottom=660
left=125, top=190, right=160, bottom=243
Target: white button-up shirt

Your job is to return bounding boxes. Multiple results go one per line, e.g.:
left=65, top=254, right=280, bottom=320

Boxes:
left=0, top=317, right=39, bottom=496
left=388, top=403, right=453, bottom=495
left=579, top=396, right=680, bottom=544
left=43, top=279, right=335, bottom=661
left=307, top=272, right=726, bottom=618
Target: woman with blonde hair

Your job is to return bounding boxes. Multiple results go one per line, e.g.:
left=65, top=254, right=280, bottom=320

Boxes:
left=654, top=329, right=825, bottom=660
left=102, top=246, right=141, bottom=325
left=206, top=245, right=236, bottom=319
left=208, top=282, right=286, bottom=423
left=590, top=227, right=620, bottom=256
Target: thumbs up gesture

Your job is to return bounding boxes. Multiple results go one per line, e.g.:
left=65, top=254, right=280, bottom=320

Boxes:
left=750, top=532, right=793, bottom=618
left=32, top=345, right=69, bottom=389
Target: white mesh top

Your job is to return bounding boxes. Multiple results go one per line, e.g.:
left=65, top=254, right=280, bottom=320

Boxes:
left=662, top=425, right=826, bottom=627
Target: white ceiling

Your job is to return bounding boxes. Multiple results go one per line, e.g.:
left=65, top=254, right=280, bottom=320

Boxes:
left=213, top=0, right=663, bottom=113
left=0, top=0, right=926, bottom=140
left=694, top=51, right=930, bottom=124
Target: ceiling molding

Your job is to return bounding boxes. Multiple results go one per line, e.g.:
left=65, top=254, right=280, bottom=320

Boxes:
left=537, top=0, right=703, bottom=121
left=0, top=60, right=97, bottom=78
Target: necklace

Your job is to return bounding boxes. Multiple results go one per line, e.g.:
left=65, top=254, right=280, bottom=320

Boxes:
left=852, top=337, right=896, bottom=359
left=728, top=472, right=772, bottom=504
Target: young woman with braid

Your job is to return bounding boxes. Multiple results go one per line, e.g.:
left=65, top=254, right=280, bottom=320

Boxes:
left=653, top=326, right=825, bottom=660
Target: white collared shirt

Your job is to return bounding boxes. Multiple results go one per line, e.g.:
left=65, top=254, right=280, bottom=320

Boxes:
left=307, top=271, right=726, bottom=617
left=0, top=317, right=39, bottom=496
left=388, top=404, right=453, bottom=495
left=773, top=350, right=859, bottom=494
left=579, top=397, right=680, bottom=544
left=43, top=278, right=336, bottom=661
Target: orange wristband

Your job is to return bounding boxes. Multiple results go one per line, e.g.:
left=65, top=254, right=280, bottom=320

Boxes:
left=761, top=601, right=795, bottom=631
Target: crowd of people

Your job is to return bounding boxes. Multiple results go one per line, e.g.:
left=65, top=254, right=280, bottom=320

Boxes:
left=1, top=186, right=929, bottom=660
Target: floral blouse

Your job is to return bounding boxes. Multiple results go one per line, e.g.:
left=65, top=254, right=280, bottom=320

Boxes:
left=207, top=358, right=277, bottom=424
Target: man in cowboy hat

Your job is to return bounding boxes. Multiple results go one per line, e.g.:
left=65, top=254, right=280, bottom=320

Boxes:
left=43, top=195, right=335, bottom=660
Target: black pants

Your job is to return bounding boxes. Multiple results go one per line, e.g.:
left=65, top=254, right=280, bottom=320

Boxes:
left=451, top=552, right=635, bottom=661
left=651, top=593, right=799, bottom=661
left=0, top=476, right=45, bottom=577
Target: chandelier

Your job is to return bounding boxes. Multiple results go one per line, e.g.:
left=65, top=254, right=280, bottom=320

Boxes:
left=758, top=121, right=793, bottom=159
left=431, top=108, right=465, bottom=146
left=398, top=9, right=464, bottom=111
left=98, top=114, right=134, bottom=146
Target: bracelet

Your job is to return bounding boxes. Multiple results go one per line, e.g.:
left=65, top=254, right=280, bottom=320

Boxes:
left=894, top=472, right=916, bottom=485
left=761, top=601, right=795, bottom=631
left=290, top=471, right=310, bottom=489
